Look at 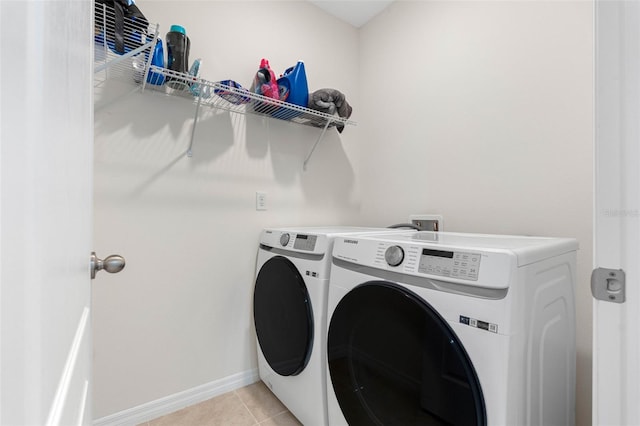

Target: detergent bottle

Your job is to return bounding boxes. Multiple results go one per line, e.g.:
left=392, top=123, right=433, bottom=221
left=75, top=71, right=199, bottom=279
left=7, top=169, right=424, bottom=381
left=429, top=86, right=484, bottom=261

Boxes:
left=146, top=38, right=165, bottom=85
left=165, top=25, right=191, bottom=89
left=252, top=58, right=279, bottom=99
left=273, top=61, right=309, bottom=119
left=250, top=58, right=280, bottom=114
left=277, top=61, right=308, bottom=107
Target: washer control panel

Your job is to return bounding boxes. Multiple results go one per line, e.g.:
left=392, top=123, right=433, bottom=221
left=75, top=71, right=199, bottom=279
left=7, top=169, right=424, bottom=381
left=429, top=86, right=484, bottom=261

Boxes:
left=418, top=249, right=481, bottom=281
left=333, top=235, right=515, bottom=289
left=293, top=234, right=318, bottom=251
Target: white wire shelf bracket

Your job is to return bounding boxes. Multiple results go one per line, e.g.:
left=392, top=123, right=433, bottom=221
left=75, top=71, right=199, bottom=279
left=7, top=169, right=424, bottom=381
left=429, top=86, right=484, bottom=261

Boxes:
left=143, top=66, right=356, bottom=165
left=94, top=3, right=159, bottom=87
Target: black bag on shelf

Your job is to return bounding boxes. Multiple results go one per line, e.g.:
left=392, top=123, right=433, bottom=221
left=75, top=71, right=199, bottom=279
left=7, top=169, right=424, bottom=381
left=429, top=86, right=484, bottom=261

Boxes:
left=95, top=0, right=149, bottom=55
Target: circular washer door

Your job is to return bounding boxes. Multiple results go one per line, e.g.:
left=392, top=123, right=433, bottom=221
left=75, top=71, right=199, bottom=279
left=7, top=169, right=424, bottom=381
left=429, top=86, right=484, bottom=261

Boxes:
left=327, top=281, right=486, bottom=425
left=254, top=255, right=314, bottom=376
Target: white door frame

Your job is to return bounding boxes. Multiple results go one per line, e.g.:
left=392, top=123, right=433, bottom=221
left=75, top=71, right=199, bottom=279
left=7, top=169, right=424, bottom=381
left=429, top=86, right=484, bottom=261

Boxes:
left=593, top=1, right=640, bottom=424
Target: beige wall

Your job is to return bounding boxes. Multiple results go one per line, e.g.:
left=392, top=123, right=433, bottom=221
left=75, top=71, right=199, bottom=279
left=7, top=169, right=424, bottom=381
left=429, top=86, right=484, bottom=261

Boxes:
left=93, top=0, right=361, bottom=417
left=354, top=1, right=593, bottom=424
left=94, top=0, right=594, bottom=423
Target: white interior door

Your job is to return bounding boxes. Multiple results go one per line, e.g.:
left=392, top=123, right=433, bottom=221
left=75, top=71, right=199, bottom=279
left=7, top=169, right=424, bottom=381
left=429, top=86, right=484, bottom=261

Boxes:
left=0, top=1, right=94, bottom=424
left=593, top=1, right=640, bottom=424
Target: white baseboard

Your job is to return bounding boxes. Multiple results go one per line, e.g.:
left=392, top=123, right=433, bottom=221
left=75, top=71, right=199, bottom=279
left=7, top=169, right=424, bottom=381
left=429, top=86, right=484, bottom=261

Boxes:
left=93, top=369, right=259, bottom=426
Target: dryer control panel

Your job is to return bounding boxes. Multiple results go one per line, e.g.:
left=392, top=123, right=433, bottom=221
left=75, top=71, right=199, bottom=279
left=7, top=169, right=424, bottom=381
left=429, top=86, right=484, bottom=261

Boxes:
left=261, top=229, right=329, bottom=255
left=418, top=249, right=481, bottom=281
left=333, top=236, right=515, bottom=289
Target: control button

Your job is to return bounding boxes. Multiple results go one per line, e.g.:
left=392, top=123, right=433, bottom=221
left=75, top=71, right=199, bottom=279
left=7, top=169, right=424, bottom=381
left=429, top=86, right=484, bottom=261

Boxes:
left=280, top=233, right=290, bottom=246
left=384, top=245, right=405, bottom=267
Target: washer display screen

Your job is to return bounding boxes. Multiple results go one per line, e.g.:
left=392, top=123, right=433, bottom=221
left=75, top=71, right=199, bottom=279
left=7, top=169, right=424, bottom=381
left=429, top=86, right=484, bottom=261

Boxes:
left=422, top=249, right=454, bottom=258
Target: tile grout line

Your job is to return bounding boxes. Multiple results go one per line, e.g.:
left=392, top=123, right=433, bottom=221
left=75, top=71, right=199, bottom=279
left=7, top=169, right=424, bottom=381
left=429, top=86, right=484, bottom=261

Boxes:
left=233, top=389, right=261, bottom=425
left=258, top=409, right=293, bottom=425
left=256, top=408, right=295, bottom=424
left=255, top=408, right=290, bottom=425
left=234, top=386, right=292, bottom=425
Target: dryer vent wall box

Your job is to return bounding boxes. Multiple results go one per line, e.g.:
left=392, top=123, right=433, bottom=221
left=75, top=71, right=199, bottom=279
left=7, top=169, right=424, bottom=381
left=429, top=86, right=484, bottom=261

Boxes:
left=410, top=214, right=443, bottom=231
left=326, top=231, right=578, bottom=426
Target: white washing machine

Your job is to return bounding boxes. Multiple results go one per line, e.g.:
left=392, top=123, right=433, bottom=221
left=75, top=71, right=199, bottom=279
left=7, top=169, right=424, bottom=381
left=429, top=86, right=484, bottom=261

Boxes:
left=327, top=231, right=578, bottom=426
left=253, top=226, right=407, bottom=426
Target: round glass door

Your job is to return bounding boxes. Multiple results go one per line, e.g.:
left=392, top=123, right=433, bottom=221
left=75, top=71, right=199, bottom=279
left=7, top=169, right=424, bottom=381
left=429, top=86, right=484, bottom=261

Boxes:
left=254, top=255, right=314, bottom=376
left=327, top=281, right=486, bottom=425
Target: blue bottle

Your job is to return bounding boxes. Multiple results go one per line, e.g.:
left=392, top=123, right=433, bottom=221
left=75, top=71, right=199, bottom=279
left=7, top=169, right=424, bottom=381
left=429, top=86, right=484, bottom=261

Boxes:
left=278, top=61, right=309, bottom=107
left=273, top=61, right=309, bottom=119
left=146, top=38, right=165, bottom=85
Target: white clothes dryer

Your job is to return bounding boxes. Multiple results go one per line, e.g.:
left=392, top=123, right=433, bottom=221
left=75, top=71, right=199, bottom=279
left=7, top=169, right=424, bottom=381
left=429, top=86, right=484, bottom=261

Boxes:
left=327, top=231, right=578, bottom=426
left=253, top=226, right=407, bottom=426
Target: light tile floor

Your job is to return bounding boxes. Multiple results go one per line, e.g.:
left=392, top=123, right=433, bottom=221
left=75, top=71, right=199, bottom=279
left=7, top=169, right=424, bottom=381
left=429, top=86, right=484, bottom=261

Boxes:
left=141, top=381, right=303, bottom=426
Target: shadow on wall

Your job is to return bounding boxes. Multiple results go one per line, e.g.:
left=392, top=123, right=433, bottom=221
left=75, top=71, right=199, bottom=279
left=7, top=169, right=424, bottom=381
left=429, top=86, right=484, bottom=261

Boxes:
left=245, top=116, right=314, bottom=184
left=95, top=86, right=234, bottom=169
left=245, top=114, right=357, bottom=207
left=298, top=129, right=357, bottom=210
left=185, top=108, right=235, bottom=168
left=95, top=83, right=202, bottom=144
left=95, top=81, right=357, bottom=209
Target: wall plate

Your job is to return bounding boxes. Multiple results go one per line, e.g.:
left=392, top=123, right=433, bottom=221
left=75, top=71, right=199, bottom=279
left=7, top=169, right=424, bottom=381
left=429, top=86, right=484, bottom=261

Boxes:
left=256, top=192, right=267, bottom=211
left=409, top=214, right=443, bottom=231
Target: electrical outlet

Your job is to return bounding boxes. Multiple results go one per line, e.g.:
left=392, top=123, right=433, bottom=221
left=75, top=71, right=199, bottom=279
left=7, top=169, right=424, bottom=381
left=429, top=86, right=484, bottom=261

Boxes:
left=409, top=214, right=443, bottom=231
left=256, top=192, right=267, bottom=211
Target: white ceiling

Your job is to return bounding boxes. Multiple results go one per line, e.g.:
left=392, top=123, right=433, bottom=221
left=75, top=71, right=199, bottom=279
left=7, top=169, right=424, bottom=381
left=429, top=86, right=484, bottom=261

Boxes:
left=308, top=1, right=395, bottom=28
